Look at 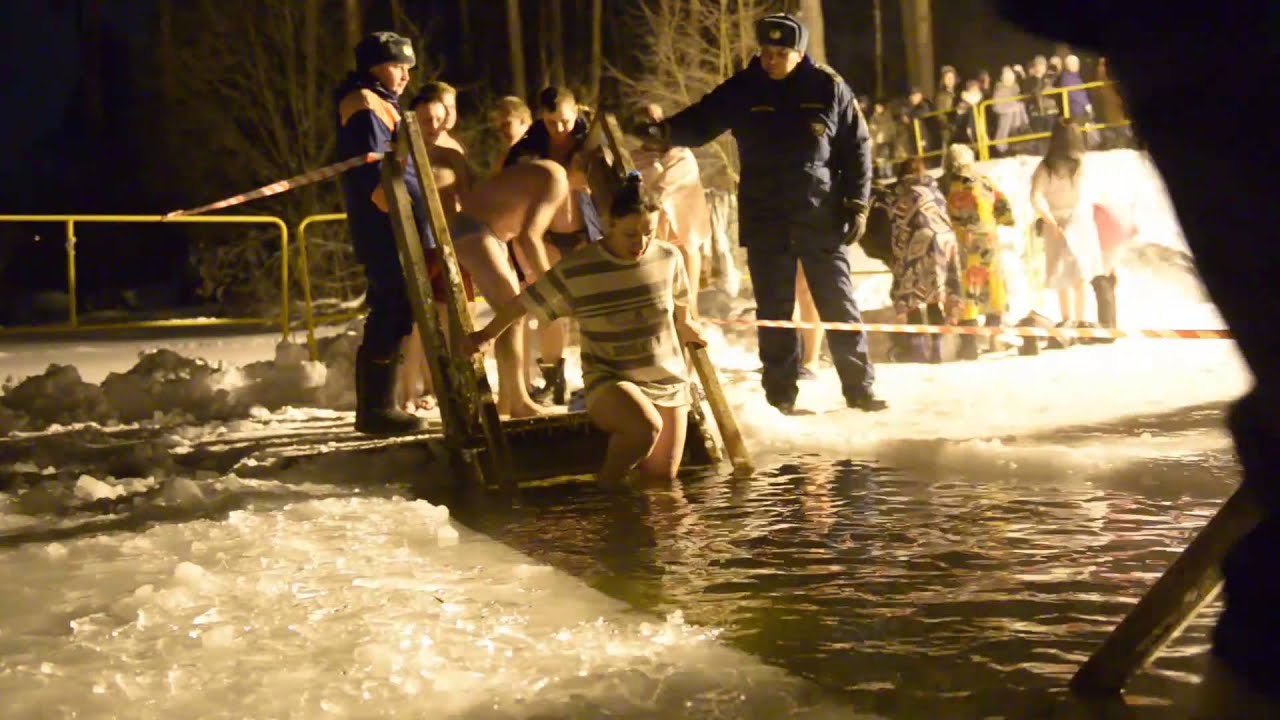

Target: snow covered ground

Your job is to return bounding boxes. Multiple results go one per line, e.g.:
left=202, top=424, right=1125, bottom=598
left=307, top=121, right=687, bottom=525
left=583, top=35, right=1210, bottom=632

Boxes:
left=0, top=149, right=1254, bottom=717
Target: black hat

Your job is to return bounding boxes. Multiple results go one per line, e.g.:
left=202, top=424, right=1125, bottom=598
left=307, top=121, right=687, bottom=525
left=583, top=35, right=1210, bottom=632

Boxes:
left=355, top=31, right=416, bottom=73
left=756, top=14, right=808, bottom=54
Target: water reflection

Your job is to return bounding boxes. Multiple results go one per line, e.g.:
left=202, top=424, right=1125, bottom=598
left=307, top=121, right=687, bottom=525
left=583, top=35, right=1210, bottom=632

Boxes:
left=444, top=450, right=1237, bottom=719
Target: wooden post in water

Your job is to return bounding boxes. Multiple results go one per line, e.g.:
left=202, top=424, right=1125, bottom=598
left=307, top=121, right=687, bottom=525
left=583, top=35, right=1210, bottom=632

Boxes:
left=1070, top=485, right=1264, bottom=698
left=380, top=116, right=513, bottom=490
left=595, top=112, right=753, bottom=476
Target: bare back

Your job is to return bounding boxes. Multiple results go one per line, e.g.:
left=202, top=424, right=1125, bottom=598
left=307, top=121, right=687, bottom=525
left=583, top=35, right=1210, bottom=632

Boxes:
left=459, top=160, right=569, bottom=242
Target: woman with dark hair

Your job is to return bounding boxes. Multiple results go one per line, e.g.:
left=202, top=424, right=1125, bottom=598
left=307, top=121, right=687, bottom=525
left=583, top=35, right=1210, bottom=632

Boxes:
left=465, top=173, right=706, bottom=487
left=1030, top=118, right=1103, bottom=337
left=503, top=86, right=606, bottom=404
left=888, top=157, right=962, bottom=363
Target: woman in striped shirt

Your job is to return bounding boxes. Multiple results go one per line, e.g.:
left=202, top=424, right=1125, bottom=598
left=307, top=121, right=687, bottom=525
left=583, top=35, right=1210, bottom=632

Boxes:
left=465, top=174, right=707, bottom=487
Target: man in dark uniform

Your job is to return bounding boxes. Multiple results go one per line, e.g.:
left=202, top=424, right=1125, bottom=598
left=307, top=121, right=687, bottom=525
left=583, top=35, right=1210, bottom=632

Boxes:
left=334, top=31, right=433, bottom=435
left=997, top=4, right=1279, bottom=713
left=643, top=13, right=886, bottom=414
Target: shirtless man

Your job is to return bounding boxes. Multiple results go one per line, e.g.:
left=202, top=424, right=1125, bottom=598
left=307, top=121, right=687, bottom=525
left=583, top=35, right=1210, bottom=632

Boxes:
left=418, top=81, right=465, bottom=155
left=451, top=160, right=570, bottom=418
left=489, top=96, right=532, bottom=176
left=503, top=86, right=605, bottom=404
left=395, top=84, right=476, bottom=410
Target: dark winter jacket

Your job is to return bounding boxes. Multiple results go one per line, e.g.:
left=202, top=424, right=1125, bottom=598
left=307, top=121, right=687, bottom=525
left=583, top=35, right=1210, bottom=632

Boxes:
left=334, top=72, right=432, bottom=267
left=663, top=56, right=872, bottom=248
left=1056, top=71, right=1092, bottom=119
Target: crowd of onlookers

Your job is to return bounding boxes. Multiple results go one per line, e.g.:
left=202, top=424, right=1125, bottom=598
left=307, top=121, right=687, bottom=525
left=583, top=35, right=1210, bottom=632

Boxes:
left=861, top=50, right=1135, bottom=178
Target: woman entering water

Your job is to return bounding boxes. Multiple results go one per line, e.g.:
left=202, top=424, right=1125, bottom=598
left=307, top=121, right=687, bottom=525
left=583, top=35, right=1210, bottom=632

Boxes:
left=463, top=174, right=706, bottom=487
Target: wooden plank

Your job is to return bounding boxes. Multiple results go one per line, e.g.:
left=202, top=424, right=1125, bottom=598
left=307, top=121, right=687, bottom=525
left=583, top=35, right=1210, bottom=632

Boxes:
left=1070, top=485, right=1264, bottom=697
left=596, top=111, right=752, bottom=476
left=400, top=113, right=514, bottom=490
left=379, top=139, right=486, bottom=488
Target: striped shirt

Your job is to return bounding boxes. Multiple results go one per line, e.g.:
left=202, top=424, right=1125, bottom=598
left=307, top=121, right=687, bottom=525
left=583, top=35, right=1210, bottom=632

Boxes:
left=521, top=241, right=692, bottom=408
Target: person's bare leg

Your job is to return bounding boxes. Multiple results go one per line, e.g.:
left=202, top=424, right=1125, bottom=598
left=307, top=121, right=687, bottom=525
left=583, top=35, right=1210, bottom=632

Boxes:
left=634, top=403, right=689, bottom=483
left=1073, top=281, right=1087, bottom=324
left=1057, top=287, right=1073, bottom=323
left=453, top=231, right=544, bottom=418
left=586, top=382, right=663, bottom=487
left=796, top=265, right=824, bottom=370
left=397, top=330, right=420, bottom=409
left=679, top=244, right=702, bottom=317
left=536, top=244, right=567, bottom=363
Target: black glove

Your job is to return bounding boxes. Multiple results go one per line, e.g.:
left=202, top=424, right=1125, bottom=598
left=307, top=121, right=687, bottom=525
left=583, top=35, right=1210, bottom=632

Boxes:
left=633, top=121, right=672, bottom=151
left=842, top=199, right=869, bottom=246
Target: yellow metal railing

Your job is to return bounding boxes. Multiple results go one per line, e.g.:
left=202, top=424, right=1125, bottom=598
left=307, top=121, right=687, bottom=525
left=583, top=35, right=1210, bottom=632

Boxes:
left=974, top=81, right=1132, bottom=161
left=295, top=212, right=355, bottom=359
left=0, top=214, right=290, bottom=339
left=895, top=81, right=1133, bottom=165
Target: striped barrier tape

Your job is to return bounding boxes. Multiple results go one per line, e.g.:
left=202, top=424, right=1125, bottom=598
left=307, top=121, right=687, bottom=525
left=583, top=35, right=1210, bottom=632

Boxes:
left=163, top=152, right=385, bottom=218
left=704, top=318, right=1232, bottom=341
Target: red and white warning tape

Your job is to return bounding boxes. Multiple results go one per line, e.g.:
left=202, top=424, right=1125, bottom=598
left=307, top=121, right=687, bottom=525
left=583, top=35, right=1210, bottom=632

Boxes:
left=704, top=318, right=1232, bottom=341
left=163, top=152, right=384, bottom=218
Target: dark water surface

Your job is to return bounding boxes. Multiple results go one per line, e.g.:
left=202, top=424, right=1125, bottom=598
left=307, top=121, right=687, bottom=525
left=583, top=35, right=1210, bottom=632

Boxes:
left=438, top=411, right=1239, bottom=719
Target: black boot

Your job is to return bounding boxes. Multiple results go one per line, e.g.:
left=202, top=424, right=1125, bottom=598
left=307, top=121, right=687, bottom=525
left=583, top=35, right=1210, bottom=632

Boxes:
left=928, top=334, right=944, bottom=364
left=1092, top=274, right=1118, bottom=344
left=534, top=357, right=567, bottom=406
left=957, top=319, right=980, bottom=361
left=1017, top=311, right=1052, bottom=356
left=354, top=346, right=427, bottom=436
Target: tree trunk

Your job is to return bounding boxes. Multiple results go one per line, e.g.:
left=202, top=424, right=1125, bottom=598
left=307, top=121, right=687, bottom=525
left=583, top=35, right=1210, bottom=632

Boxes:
left=458, top=0, right=471, bottom=75
left=873, top=0, right=884, bottom=99
left=343, top=0, right=362, bottom=56
left=588, top=0, right=603, bottom=102
left=79, top=0, right=104, bottom=139
left=506, top=0, right=527, bottom=100
left=389, top=0, right=403, bottom=32
left=796, top=0, right=826, bottom=65
left=159, top=0, right=175, bottom=97
left=548, top=0, right=565, bottom=86
left=899, top=0, right=935, bottom=97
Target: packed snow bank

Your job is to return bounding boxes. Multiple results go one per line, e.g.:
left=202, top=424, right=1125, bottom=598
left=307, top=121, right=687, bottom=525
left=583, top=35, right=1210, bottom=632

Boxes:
left=0, top=493, right=858, bottom=719
left=710, top=330, right=1249, bottom=478
left=0, top=328, right=361, bottom=435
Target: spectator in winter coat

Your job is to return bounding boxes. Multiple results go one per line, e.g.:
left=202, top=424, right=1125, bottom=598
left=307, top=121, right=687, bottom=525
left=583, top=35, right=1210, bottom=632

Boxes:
left=1057, top=55, right=1092, bottom=121
left=868, top=100, right=899, bottom=178
left=934, top=65, right=958, bottom=113
left=991, top=66, right=1032, bottom=155
left=889, top=158, right=962, bottom=364
left=944, top=144, right=1016, bottom=358
left=948, top=81, right=983, bottom=147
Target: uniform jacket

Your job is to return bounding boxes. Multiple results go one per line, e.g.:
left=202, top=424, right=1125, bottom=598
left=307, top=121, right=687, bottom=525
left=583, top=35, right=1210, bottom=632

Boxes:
left=664, top=56, right=872, bottom=248
left=334, top=72, right=432, bottom=266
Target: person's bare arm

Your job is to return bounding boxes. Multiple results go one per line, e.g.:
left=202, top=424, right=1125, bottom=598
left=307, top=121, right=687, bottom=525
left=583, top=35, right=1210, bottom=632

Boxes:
left=463, top=296, right=529, bottom=355
left=1029, top=166, right=1062, bottom=236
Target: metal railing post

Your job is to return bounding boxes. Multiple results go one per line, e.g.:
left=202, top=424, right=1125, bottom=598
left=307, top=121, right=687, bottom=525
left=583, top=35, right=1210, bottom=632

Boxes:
left=65, top=220, right=78, bottom=328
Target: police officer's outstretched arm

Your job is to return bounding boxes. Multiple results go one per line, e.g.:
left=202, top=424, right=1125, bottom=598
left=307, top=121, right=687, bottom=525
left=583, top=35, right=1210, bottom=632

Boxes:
left=661, top=74, right=747, bottom=149
left=833, top=82, right=874, bottom=244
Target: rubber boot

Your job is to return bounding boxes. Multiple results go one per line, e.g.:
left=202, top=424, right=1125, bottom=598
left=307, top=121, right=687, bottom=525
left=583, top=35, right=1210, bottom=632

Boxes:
left=957, top=319, right=980, bottom=360
left=1017, top=312, right=1052, bottom=356
left=985, top=313, right=1005, bottom=353
left=537, top=358, right=567, bottom=406
left=904, top=335, right=930, bottom=363
left=927, top=334, right=944, bottom=364
left=1092, top=274, right=1118, bottom=344
left=354, top=346, right=427, bottom=436
left=1047, top=320, right=1075, bottom=350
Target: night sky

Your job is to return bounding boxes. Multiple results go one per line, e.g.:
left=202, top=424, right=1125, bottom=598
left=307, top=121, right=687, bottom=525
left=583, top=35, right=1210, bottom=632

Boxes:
left=0, top=0, right=1057, bottom=297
